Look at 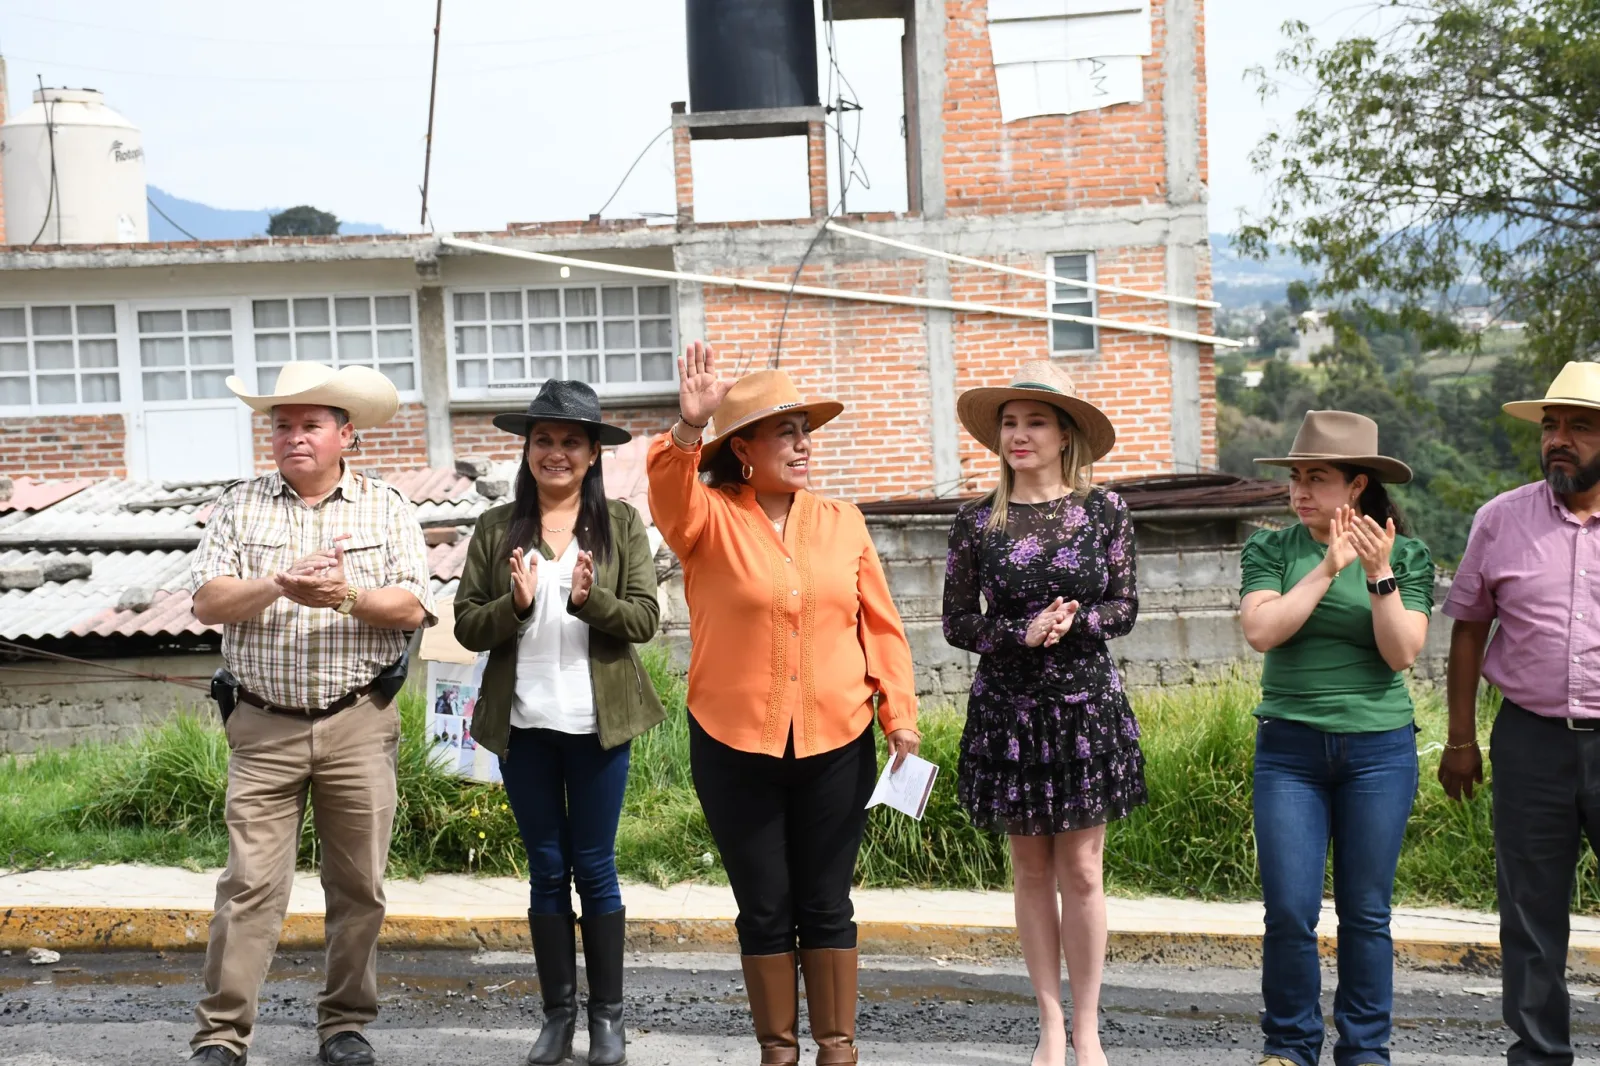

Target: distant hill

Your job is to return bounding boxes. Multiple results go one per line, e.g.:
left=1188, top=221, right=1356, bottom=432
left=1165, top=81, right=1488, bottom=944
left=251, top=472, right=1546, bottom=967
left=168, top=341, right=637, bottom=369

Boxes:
left=1209, top=231, right=1315, bottom=309
left=146, top=186, right=391, bottom=241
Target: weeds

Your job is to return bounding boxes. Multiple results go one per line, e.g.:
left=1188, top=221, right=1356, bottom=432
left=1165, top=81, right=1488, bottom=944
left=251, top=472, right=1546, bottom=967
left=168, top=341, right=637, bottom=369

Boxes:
left=0, top=654, right=1569, bottom=914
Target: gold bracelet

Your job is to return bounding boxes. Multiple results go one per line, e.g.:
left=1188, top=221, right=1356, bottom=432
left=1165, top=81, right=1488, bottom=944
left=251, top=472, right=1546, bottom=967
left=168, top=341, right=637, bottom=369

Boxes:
left=1443, top=740, right=1478, bottom=752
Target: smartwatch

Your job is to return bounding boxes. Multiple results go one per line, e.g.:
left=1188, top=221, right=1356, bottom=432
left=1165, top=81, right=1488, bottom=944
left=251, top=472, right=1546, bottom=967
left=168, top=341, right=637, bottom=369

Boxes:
left=336, top=586, right=361, bottom=615
left=1366, top=575, right=1398, bottom=597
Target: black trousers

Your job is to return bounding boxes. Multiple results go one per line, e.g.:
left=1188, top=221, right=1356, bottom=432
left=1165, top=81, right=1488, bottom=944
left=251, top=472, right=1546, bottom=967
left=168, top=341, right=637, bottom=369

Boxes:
left=688, top=713, right=877, bottom=956
left=1492, top=698, right=1600, bottom=1066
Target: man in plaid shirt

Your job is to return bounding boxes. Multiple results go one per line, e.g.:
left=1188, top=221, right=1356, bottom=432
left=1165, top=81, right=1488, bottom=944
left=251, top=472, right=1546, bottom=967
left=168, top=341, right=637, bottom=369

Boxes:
left=187, top=364, right=435, bottom=1066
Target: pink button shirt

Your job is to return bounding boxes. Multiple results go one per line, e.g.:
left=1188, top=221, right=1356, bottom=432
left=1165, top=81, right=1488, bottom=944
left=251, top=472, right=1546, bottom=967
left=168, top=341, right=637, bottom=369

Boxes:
left=1443, top=481, right=1600, bottom=718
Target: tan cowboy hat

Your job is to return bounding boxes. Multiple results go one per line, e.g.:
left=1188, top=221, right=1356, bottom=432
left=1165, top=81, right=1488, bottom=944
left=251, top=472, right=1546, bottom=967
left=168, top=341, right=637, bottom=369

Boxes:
left=956, top=360, right=1116, bottom=461
left=1255, top=410, right=1412, bottom=484
left=1503, top=361, right=1600, bottom=423
left=225, top=362, right=399, bottom=430
left=698, top=369, right=844, bottom=472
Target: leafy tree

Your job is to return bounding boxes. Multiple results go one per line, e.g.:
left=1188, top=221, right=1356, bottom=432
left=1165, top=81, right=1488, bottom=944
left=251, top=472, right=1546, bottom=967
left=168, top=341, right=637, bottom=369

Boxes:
left=1237, top=0, right=1600, bottom=373
left=267, top=205, right=341, bottom=237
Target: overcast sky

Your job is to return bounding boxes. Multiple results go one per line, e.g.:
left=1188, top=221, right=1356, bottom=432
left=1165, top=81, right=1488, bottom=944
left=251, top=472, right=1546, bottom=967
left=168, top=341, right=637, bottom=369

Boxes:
left=0, top=1, right=1372, bottom=236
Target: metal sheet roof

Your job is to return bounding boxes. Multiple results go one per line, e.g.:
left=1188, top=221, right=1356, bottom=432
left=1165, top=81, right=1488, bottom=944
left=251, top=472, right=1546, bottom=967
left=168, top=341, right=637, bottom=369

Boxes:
left=0, top=478, right=211, bottom=540
left=0, top=549, right=197, bottom=639
left=0, top=477, right=93, bottom=514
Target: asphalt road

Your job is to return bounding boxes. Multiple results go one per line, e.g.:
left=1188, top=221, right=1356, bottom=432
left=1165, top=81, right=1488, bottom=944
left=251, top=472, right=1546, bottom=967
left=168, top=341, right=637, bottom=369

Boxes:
left=0, top=947, right=1572, bottom=1064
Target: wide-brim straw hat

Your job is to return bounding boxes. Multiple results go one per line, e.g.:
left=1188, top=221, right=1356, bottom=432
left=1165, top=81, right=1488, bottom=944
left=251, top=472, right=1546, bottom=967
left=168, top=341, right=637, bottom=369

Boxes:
left=492, top=379, right=632, bottom=446
left=698, top=369, right=844, bottom=472
left=1254, top=409, right=1413, bottom=484
left=955, top=360, right=1116, bottom=461
left=1503, top=361, right=1600, bottom=423
left=226, top=362, right=399, bottom=430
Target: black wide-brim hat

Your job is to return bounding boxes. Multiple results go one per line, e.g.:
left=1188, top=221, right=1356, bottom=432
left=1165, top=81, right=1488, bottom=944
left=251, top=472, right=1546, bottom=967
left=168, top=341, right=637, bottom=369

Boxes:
left=492, top=379, right=632, bottom=447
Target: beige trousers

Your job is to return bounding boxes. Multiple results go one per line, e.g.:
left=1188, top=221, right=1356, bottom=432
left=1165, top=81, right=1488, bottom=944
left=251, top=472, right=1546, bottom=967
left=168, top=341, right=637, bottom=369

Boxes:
left=192, top=693, right=400, bottom=1054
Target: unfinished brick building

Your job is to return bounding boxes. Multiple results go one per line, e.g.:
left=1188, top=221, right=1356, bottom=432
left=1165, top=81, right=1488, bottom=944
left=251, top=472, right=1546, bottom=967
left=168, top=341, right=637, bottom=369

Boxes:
left=0, top=0, right=1213, bottom=499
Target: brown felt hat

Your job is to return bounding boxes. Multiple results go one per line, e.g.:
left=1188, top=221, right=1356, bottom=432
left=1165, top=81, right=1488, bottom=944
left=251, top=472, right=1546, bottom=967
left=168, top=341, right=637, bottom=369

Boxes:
left=1254, top=409, right=1412, bottom=484
left=698, top=370, right=845, bottom=471
left=955, top=360, right=1116, bottom=461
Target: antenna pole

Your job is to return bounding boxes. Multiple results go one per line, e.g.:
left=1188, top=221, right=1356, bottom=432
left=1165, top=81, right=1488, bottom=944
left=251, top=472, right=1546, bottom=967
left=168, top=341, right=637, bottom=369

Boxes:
left=419, top=0, right=444, bottom=228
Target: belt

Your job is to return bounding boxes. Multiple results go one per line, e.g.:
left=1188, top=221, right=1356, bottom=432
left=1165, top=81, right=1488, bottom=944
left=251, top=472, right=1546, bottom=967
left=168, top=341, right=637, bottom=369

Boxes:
left=1507, top=698, right=1600, bottom=732
left=238, top=682, right=377, bottom=719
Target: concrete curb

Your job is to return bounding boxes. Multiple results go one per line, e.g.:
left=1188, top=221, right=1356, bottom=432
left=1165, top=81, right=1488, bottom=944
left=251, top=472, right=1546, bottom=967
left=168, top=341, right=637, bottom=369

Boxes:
left=0, top=906, right=1566, bottom=977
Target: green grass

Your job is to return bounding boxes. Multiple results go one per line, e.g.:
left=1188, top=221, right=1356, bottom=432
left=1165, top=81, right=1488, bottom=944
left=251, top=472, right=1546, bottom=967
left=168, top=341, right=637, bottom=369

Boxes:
left=0, top=656, right=1582, bottom=913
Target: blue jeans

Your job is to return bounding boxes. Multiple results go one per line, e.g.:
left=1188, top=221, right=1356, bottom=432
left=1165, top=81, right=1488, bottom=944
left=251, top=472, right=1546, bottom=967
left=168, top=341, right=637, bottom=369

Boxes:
left=500, top=726, right=631, bottom=917
left=1253, top=718, right=1418, bottom=1066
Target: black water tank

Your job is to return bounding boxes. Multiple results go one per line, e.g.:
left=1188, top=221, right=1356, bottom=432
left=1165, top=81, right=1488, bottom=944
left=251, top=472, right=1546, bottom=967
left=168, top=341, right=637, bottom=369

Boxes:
left=686, top=0, right=819, bottom=114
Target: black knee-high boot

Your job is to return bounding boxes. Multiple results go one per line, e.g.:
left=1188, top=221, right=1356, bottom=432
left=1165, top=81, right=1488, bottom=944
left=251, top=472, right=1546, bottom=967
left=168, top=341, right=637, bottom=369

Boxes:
left=580, top=908, right=628, bottom=1066
left=527, top=911, right=577, bottom=1065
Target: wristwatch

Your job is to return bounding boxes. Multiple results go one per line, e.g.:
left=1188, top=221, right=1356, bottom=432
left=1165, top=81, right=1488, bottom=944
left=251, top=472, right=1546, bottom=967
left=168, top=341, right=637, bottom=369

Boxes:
left=336, top=586, right=361, bottom=615
left=1366, top=574, right=1398, bottom=596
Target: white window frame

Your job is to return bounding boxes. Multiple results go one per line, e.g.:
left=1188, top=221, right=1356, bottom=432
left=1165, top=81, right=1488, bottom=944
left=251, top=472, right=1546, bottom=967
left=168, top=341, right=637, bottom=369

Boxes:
left=0, top=301, right=127, bottom=415
left=130, top=304, right=241, bottom=405
left=248, top=291, right=422, bottom=401
left=1047, top=253, right=1098, bottom=355
left=445, top=282, right=679, bottom=402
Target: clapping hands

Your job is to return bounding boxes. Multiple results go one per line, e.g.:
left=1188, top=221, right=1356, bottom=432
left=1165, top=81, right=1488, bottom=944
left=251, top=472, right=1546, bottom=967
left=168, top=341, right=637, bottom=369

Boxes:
left=509, top=547, right=538, bottom=613
left=571, top=550, right=595, bottom=607
left=1024, top=596, right=1080, bottom=648
left=275, top=534, right=349, bottom=608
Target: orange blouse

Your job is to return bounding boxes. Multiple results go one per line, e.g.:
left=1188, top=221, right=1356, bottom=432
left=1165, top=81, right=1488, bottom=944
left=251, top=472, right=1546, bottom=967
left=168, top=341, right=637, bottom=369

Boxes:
left=646, top=433, right=919, bottom=758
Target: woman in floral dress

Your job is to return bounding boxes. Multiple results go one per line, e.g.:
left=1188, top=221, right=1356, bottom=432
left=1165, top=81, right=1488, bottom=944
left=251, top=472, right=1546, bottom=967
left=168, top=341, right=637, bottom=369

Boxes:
left=942, top=361, right=1145, bottom=1066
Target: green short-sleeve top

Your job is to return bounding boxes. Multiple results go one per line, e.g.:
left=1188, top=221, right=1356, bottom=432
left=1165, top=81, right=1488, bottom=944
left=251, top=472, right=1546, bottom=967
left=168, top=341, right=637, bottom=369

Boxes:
left=1239, top=522, right=1434, bottom=733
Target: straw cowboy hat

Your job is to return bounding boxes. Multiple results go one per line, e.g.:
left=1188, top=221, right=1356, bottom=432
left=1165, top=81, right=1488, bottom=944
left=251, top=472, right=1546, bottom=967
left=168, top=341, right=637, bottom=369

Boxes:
left=956, top=360, right=1116, bottom=461
left=492, top=379, right=632, bottom=446
left=226, top=362, right=399, bottom=430
left=1254, top=410, right=1413, bottom=484
left=698, top=369, right=844, bottom=472
left=1502, top=361, right=1600, bottom=423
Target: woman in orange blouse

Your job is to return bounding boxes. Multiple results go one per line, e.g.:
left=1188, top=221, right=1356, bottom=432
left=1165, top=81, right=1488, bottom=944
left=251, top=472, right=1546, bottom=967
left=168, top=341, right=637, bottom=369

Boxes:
left=647, top=340, right=920, bottom=1066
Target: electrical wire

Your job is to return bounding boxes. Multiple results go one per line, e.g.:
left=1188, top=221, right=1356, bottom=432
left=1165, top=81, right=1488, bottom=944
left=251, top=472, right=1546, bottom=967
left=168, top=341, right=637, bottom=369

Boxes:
left=592, top=125, right=672, bottom=220
left=759, top=1, right=872, bottom=374
left=27, top=78, right=62, bottom=247
left=146, top=195, right=200, bottom=241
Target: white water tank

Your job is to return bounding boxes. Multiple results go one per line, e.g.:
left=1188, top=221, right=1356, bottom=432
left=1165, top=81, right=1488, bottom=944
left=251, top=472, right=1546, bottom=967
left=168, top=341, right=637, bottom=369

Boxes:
left=1, top=88, right=149, bottom=245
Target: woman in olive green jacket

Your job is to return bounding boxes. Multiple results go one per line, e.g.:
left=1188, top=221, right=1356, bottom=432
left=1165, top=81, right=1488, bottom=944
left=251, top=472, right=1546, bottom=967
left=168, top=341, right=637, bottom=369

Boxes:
left=454, top=380, right=663, bottom=1066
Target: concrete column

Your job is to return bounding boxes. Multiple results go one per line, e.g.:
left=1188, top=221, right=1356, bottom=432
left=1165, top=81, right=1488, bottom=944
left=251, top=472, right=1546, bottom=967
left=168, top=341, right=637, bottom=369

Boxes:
left=1162, top=0, right=1206, bottom=472
left=912, top=0, right=959, bottom=493
left=416, top=285, right=454, bottom=468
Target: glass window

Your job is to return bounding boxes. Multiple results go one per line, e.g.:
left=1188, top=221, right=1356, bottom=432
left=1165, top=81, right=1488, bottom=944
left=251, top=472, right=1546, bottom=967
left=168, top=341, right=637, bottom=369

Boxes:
left=1048, top=254, right=1098, bottom=354
left=252, top=295, right=417, bottom=395
left=449, top=284, right=675, bottom=394
left=0, top=302, right=123, bottom=408
left=137, top=305, right=234, bottom=403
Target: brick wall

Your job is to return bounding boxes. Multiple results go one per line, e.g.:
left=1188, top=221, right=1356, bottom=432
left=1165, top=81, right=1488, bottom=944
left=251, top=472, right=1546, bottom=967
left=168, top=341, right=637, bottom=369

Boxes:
left=251, top=403, right=431, bottom=474
left=452, top=406, right=678, bottom=464
left=942, top=0, right=1174, bottom=214
left=0, top=415, right=127, bottom=479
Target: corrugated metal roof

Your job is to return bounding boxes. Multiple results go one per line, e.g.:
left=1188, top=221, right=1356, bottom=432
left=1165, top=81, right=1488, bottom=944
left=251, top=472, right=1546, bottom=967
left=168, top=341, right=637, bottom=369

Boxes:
left=384, top=468, right=475, bottom=505
left=0, top=478, right=210, bottom=540
left=0, top=477, right=93, bottom=514
left=0, top=549, right=196, bottom=639
left=429, top=539, right=471, bottom=584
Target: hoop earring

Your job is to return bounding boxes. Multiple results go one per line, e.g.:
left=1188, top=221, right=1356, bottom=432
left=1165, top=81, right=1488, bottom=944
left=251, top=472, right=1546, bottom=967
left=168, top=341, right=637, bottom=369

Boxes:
left=741, top=463, right=754, bottom=481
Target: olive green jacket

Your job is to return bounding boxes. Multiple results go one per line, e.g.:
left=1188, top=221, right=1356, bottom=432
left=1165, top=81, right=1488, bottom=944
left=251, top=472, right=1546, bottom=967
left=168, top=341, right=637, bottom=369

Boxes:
left=453, top=499, right=665, bottom=755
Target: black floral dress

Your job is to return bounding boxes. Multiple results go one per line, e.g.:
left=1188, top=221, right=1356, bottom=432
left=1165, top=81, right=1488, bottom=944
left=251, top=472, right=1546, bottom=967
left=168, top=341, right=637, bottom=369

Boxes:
left=942, top=488, right=1146, bottom=836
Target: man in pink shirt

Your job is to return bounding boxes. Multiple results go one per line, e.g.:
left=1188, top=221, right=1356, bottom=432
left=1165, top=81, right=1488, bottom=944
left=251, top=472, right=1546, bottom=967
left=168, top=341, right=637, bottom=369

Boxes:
left=1442, top=361, right=1600, bottom=1066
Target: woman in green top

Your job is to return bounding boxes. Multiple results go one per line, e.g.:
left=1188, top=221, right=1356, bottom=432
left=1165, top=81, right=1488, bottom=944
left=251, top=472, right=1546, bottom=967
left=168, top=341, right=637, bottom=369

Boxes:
left=1239, top=410, right=1433, bottom=1066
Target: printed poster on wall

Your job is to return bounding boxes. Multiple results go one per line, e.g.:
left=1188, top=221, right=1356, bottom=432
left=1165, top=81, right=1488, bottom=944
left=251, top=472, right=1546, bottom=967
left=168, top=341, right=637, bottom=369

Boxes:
left=425, top=656, right=501, bottom=784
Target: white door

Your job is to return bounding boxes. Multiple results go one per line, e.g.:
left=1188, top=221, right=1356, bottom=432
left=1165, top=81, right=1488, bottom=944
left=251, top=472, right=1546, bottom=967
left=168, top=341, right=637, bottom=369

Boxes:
left=127, top=305, right=254, bottom=483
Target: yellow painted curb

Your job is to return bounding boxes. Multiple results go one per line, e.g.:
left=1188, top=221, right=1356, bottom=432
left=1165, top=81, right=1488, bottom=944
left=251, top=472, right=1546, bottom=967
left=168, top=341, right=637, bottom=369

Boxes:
left=1, top=905, right=1582, bottom=977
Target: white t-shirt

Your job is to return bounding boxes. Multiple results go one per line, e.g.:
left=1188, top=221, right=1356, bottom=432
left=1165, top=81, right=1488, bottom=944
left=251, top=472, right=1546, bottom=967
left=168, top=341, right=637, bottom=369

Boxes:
left=510, top=539, right=597, bottom=734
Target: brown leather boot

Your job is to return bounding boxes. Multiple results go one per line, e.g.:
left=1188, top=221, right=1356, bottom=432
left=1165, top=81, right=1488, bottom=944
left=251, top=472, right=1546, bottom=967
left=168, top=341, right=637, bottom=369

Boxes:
left=799, top=947, right=860, bottom=1065
left=741, top=952, right=800, bottom=1065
